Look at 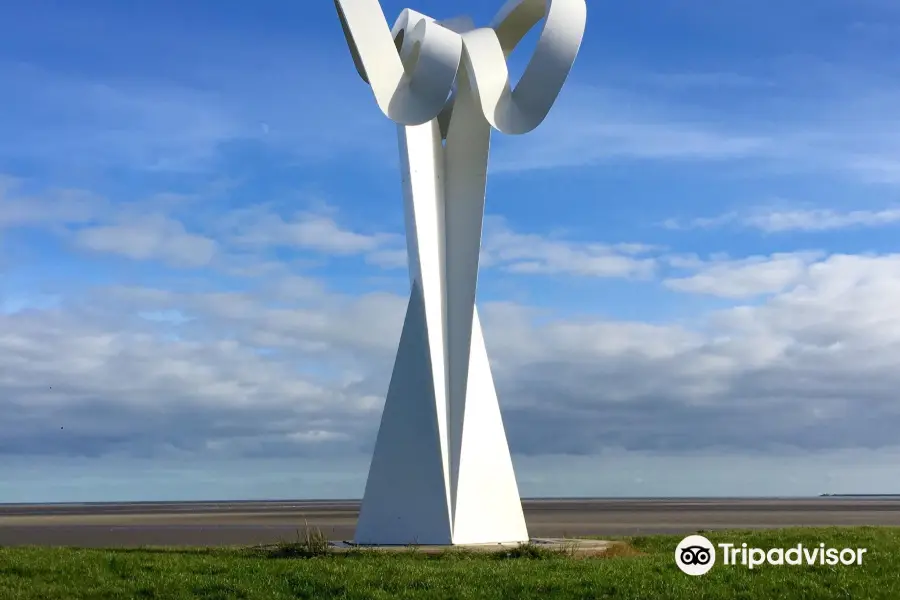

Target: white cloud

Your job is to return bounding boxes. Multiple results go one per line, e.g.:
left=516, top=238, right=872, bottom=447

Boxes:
left=664, top=252, right=824, bottom=298
left=222, top=207, right=398, bottom=256
left=75, top=216, right=218, bottom=268
left=0, top=179, right=105, bottom=229
left=482, top=217, right=658, bottom=278
left=365, top=248, right=409, bottom=269
left=667, top=206, right=900, bottom=232
left=266, top=275, right=328, bottom=300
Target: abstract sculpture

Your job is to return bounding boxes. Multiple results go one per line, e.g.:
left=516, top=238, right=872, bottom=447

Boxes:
left=334, top=0, right=586, bottom=545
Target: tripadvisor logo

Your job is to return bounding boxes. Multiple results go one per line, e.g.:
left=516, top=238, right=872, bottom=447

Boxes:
left=675, top=534, right=868, bottom=576
left=675, top=535, right=716, bottom=576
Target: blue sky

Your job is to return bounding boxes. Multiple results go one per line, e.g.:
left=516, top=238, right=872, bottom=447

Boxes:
left=3, top=0, right=900, bottom=502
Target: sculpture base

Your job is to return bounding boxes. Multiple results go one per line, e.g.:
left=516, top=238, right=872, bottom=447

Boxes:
left=329, top=538, right=614, bottom=556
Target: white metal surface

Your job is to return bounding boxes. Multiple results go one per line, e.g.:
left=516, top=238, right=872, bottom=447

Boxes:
left=335, top=0, right=586, bottom=546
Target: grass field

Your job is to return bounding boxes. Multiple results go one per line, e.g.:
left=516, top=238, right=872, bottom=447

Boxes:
left=1, top=527, right=898, bottom=599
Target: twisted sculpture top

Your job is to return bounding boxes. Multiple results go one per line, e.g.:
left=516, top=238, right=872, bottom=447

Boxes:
left=334, top=0, right=586, bottom=137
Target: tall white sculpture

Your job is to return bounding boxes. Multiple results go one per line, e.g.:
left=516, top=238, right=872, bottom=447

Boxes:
left=335, top=0, right=586, bottom=545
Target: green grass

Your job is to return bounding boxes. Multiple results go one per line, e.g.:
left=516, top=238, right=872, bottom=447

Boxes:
left=1, top=527, right=898, bottom=599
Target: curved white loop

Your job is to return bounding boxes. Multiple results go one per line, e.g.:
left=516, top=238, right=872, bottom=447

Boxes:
left=334, top=1, right=463, bottom=126
left=477, top=0, right=587, bottom=134
left=334, top=0, right=586, bottom=135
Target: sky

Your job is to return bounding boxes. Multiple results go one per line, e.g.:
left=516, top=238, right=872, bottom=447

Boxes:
left=2, top=0, right=900, bottom=502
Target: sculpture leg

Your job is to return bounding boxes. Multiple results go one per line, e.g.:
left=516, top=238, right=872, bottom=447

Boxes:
left=355, top=89, right=527, bottom=545
left=355, top=120, right=452, bottom=545
left=353, top=278, right=453, bottom=545
left=444, top=70, right=527, bottom=544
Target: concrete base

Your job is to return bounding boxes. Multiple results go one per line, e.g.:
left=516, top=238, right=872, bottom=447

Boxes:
left=328, top=538, right=613, bottom=556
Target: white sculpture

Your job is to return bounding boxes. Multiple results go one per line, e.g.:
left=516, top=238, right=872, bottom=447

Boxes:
left=335, top=0, right=586, bottom=545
